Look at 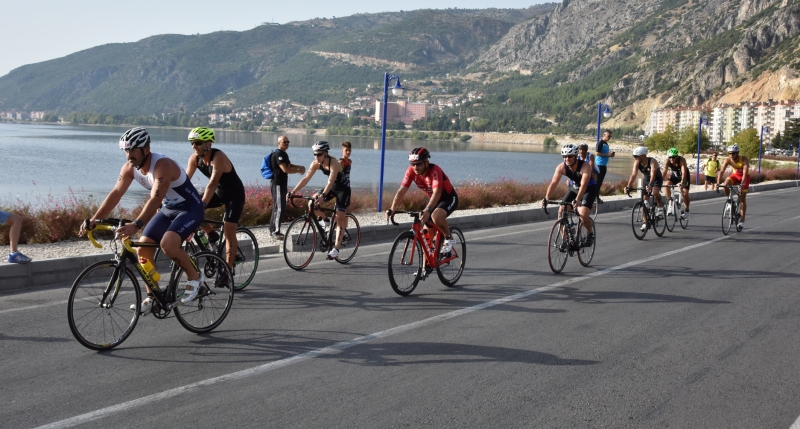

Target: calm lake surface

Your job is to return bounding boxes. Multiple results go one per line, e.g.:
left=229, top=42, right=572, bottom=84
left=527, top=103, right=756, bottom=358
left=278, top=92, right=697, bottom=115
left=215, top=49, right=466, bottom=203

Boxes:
left=0, top=123, right=630, bottom=208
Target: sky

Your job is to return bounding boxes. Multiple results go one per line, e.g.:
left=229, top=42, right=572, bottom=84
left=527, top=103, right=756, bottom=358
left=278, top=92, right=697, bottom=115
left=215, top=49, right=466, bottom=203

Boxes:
left=1, top=0, right=552, bottom=77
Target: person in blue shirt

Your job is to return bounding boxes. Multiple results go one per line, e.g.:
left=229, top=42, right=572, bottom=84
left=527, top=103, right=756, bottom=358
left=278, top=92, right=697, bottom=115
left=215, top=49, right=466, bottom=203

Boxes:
left=594, top=130, right=616, bottom=203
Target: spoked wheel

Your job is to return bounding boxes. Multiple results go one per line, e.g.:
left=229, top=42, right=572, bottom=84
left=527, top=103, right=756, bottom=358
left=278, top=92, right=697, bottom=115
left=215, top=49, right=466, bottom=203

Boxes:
left=547, top=221, right=569, bottom=274
left=283, top=216, right=317, bottom=270
left=154, top=241, right=197, bottom=273
left=652, top=205, right=667, bottom=237
left=721, top=201, right=733, bottom=235
left=665, top=198, right=676, bottom=232
left=219, top=227, right=259, bottom=291
left=590, top=200, right=598, bottom=221
left=733, top=195, right=743, bottom=232
left=174, top=251, right=234, bottom=333
left=577, top=222, right=596, bottom=267
left=388, top=231, right=422, bottom=296
left=335, top=213, right=361, bottom=264
left=67, top=261, right=141, bottom=350
left=437, top=227, right=466, bottom=287
left=631, top=201, right=648, bottom=240
left=679, top=198, right=689, bottom=229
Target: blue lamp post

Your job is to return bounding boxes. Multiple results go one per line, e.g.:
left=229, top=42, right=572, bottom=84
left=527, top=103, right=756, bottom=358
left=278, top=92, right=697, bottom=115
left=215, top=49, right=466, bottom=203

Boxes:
left=596, top=102, right=611, bottom=143
left=696, top=116, right=709, bottom=185
left=377, top=73, right=403, bottom=212
left=796, top=135, right=800, bottom=180
left=758, top=125, right=769, bottom=182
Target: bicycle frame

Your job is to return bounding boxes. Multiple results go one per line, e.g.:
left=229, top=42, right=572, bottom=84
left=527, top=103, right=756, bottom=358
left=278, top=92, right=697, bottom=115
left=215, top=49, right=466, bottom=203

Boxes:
left=543, top=201, right=580, bottom=247
left=290, top=196, right=344, bottom=250
left=390, top=212, right=455, bottom=269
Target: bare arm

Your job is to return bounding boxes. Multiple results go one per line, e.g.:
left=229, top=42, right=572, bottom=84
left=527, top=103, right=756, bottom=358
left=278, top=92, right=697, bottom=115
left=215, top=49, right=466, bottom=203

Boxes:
left=91, top=164, right=134, bottom=222
left=544, top=164, right=565, bottom=201
left=575, top=162, right=592, bottom=202
left=185, top=154, right=198, bottom=180
left=279, top=162, right=305, bottom=175
left=717, top=159, right=730, bottom=183
left=320, top=158, right=343, bottom=196
left=390, top=186, right=409, bottom=212
left=626, top=162, right=639, bottom=190
left=291, top=161, right=319, bottom=194
left=201, top=152, right=233, bottom=205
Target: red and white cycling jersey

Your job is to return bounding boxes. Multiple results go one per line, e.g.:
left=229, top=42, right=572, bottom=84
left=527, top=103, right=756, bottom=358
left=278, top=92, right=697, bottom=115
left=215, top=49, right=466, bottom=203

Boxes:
left=401, top=164, right=455, bottom=200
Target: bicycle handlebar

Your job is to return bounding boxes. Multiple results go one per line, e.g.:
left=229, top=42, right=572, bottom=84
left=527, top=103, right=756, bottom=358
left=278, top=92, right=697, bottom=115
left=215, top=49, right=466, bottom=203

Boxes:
left=85, top=218, right=135, bottom=253
left=541, top=199, right=575, bottom=215
left=387, top=210, right=425, bottom=226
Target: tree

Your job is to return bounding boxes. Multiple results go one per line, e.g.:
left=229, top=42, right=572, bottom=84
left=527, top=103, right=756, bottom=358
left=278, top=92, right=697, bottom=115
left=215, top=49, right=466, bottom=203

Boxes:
left=643, top=125, right=677, bottom=152
left=771, top=131, right=784, bottom=150
left=676, top=126, right=711, bottom=155
left=730, top=128, right=759, bottom=159
left=783, top=118, right=800, bottom=150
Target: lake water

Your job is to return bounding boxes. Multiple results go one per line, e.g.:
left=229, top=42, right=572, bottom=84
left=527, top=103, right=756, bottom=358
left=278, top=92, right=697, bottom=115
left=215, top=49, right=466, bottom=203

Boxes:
left=0, top=123, right=630, bottom=208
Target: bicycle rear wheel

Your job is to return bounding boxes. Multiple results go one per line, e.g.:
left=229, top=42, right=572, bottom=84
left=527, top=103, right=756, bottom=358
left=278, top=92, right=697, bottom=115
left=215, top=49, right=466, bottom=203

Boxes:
left=547, top=221, right=568, bottom=274
left=722, top=201, right=733, bottom=235
left=283, top=216, right=317, bottom=270
left=631, top=201, right=648, bottom=240
left=437, top=227, right=466, bottom=287
left=67, top=261, right=141, bottom=350
left=219, top=227, right=259, bottom=291
left=335, top=213, right=361, bottom=264
left=174, top=251, right=234, bottom=333
left=154, top=241, right=198, bottom=273
left=665, top=198, right=676, bottom=232
left=652, top=205, right=667, bottom=237
left=590, top=201, right=598, bottom=221
left=388, top=231, right=422, bottom=296
left=577, top=222, right=595, bottom=267
left=733, top=194, right=743, bottom=232
left=679, top=198, right=689, bottom=229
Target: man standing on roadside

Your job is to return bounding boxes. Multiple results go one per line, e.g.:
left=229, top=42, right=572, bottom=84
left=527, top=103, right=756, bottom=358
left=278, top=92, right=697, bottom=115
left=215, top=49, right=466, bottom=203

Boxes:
left=595, top=130, right=615, bottom=203
left=265, top=135, right=305, bottom=239
left=702, top=152, right=721, bottom=190
left=0, top=211, right=32, bottom=263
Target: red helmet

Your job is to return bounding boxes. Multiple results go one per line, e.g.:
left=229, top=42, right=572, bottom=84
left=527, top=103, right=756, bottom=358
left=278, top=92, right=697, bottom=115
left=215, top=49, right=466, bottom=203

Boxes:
left=409, top=147, right=430, bottom=162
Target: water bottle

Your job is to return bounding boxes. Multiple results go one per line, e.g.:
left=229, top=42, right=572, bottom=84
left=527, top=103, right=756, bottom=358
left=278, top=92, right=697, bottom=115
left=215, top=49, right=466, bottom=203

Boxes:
left=197, top=230, right=209, bottom=247
left=422, top=228, right=433, bottom=251
left=569, top=222, right=576, bottom=236
left=139, top=257, right=161, bottom=286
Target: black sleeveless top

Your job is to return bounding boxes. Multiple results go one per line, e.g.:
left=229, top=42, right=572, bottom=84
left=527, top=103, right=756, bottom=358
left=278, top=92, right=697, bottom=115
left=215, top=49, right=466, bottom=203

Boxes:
left=564, top=159, right=596, bottom=188
left=320, top=156, right=350, bottom=190
left=197, top=149, right=245, bottom=195
left=667, top=158, right=683, bottom=174
left=637, top=157, right=663, bottom=180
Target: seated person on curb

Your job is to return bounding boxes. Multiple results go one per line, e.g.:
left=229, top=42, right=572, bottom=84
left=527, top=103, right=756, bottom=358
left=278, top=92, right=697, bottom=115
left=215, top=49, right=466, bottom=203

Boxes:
left=185, top=127, right=246, bottom=285
left=716, top=144, right=750, bottom=229
left=386, top=147, right=459, bottom=272
left=662, top=147, right=691, bottom=219
left=624, top=146, right=665, bottom=231
left=79, top=127, right=205, bottom=313
left=288, top=141, right=351, bottom=260
left=0, top=210, right=32, bottom=263
left=542, top=144, right=596, bottom=247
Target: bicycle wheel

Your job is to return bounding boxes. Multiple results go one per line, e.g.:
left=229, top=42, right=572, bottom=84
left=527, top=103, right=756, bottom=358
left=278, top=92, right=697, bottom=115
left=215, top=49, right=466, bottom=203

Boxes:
left=590, top=200, right=598, bottom=221
left=335, top=213, right=361, bottom=264
left=547, top=221, right=569, bottom=274
left=154, top=241, right=198, bottom=273
left=665, top=198, right=676, bottom=232
left=679, top=197, right=689, bottom=229
left=631, top=201, right=648, bottom=240
left=577, top=222, right=595, bottom=267
left=388, top=231, right=422, bottom=296
left=283, top=216, right=317, bottom=270
left=174, top=251, right=234, bottom=333
left=437, top=227, right=466, bottom=287
left=218, top=227, right=259, bottom=291
left=721, top=200, right=733, bottom=235
left=652, top=205, right=667, bottom=237
left=67, top=260, right=141, bottom=350
left=733, top=195, right=743, bottom=232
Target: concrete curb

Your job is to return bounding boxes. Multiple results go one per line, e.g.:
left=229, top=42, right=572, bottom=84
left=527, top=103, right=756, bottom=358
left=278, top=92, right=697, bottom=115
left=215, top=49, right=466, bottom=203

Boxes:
left=2, top=180, right=797, bottom=293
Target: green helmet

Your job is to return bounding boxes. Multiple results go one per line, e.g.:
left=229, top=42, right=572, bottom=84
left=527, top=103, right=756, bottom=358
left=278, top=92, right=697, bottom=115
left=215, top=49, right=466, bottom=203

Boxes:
left=188, top=127, right=215, bottom=142
left=667, top=148, right=679, bottom=158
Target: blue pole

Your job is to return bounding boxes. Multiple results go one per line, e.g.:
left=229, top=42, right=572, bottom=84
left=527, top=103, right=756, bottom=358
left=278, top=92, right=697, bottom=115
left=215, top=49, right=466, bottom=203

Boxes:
left=378, top=73, right=390, bottom=212
left=796, top=135, right=800, bottom=180
left=696, top=118, right=703, bottom=186
left=758, top=126, right=764, bottom=183
left=596, top=102, right=602, bottom=144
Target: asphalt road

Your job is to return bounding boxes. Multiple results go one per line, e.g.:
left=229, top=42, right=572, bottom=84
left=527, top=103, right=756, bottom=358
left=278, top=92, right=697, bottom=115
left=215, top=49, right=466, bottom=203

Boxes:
left=2, top=187, right=800, bottom=429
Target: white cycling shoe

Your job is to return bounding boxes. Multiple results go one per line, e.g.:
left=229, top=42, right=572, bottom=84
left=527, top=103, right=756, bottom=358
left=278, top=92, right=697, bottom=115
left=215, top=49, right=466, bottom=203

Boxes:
left=327, top=248, right=339, bottom=260
left=131, top=297, right=154, bottom=314
left=181, top=273, right=205, bottom=304
left=440, top=239, right=456, bottom=254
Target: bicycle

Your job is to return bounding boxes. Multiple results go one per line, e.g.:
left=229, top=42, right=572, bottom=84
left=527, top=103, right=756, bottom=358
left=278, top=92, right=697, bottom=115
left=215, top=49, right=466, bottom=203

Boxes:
left=542, top=200, right=596, bottom=274
left=664, top=185, right=689, bottom=232
left=387, top=211, right=466, bottom=296
left=67, top=218, right=234, bottom=351
left=627, top=187, right=667, bottom=240
left=718, top=185, right=743, bottom=235
left=154, top=219, right=259, bottom=290
left=283, top=194, right=361, bottom=270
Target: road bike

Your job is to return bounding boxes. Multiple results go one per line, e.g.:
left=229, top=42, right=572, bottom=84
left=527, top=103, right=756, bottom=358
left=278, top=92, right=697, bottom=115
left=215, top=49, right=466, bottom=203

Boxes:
left=718, top=185, right=744, bottom=235
left=153, top=219, right=259, bottom=290
left=542, top=200, right=596, bottom=274
left=664, top=184, right=689, bottom=232
left=67, top=218, right=234, bottom=351
left=387, top=211, right=466, bottom=296
left=283, top=195, right=361, bottom=270
left=627, top=187, right=667, bottom=240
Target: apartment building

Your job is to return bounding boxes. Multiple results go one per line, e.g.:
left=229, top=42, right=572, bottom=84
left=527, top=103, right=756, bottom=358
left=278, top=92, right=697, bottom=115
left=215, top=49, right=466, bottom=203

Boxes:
left=375, top=100, right=428, bottom=125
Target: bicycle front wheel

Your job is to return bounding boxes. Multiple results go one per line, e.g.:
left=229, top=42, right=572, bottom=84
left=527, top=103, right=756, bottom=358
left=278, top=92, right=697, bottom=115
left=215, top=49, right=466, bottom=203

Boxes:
left=437, top=227, right=466, bottom=287
left=219, top=227, right=259, bottom=290
left=652, top=206, right=667, bottom=237
left=590, top=200, right=598, bottom=221
left=631, top=201, right=648, bottom=240
left=722, top=201, right=733, bottom=235
left=174, top=251, right=234, bottom=333
left=547, top=221, right=568, bottom=274
left=283, top=216, right=317, bottom=270
left=67, top=261, right=141, bottom=350
left=388, top=231, right=422, bottom=296
left=577, top=222, right=595, bottom=267
left=335, top=213, right=361, bottom=264
left=665, top=198, right=676, bottom=232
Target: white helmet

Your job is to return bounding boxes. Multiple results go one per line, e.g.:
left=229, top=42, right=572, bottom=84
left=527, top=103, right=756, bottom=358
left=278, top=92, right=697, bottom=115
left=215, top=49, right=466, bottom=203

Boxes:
left=561, top=144, right=579, bottom=156
left=312, top=141, right=330, bottom=152
left=119, top=127, right=150, bottom=150
left=633, top=146, right=648, bottom=156
left=727, top=144, right=740, bottom=153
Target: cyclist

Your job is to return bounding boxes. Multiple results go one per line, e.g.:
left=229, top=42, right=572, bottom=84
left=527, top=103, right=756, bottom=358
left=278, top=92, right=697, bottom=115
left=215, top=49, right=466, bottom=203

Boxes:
left=185, top=127, right=245, bottom=285
left=288, top=141, right=351, bottom=260
left=662, top=147, right=691, bottom=220
left=578, top=143, right=600, bottom=183
left=386, top=147, right=458, bottom=255
left=542, top=144, right=595, bottom=247
left=716, top=144, right=750, bottom=229
left=624, top=146, right=665, bottom=232
left=79, top=127, right=205, bottom=312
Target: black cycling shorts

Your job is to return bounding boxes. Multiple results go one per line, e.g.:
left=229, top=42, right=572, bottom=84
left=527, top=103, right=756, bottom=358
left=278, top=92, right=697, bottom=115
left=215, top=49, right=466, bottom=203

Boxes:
left=644, top=171, right=664, bottom=189
left=434, top=192, right=459, bottom=217
left=563, top=186, right=597, bottom=208
left=324, top=186, right=351, bottom=212
left=666, top=173, right=690, bottom=189
left=207, top=188, right=245, bottom=224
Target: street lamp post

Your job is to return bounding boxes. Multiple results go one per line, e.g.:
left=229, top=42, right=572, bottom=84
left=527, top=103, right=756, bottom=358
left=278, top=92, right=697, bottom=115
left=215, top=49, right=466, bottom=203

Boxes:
left=596, top=102, right=611, bottom=144
left=796, top=135, right=800, bottom=180
left=696, top=116, right=709, bottom=185
left=758, top=125, right=769, bottom=183
left=378, top=73, right=403, bottom=212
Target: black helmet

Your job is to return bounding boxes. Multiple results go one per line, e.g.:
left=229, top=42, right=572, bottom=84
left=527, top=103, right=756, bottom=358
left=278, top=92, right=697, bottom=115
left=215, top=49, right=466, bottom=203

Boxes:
left=409, top=147, right=430, bottom=162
